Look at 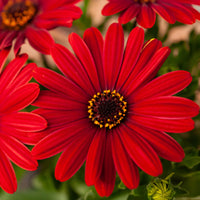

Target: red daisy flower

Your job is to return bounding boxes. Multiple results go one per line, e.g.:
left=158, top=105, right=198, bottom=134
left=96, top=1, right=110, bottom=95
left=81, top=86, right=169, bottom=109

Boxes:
left=31, top=23, right=199, bottom=197
left=0, top=0, right=82, bottom=54
left=0, top=48, right=47, bottom=193
left=102, top=0, right=200, bottom=28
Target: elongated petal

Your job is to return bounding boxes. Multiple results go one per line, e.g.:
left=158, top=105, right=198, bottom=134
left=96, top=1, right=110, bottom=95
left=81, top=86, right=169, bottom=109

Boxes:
left=103, top=23, right=124, bottom=89
left=0, top=149, right=17, bottom=193
left=124, top=47, right=170, bottom=96
left=119, top=5, right=140, bottom=24
left=116, top=27, right=144, bottom=90
left=102, top=1, right=132, bottom=16
left=32, top=119, right=91, bottom=159
left=131, top=71, right=192, bottom=102
left=69, top=32, right=101, bottom=92
left=0, top=134, right=38, bottom=170
left=26, top=27, right=55, bottom=54
left=95, top=133, right=116, bottom=197
left=0, top=83, right=39, bottom=113
left=51, top=43, right=95, bottom=96
left=129, top=115, right=195, bottom=133
left=85, top=129, right=106, bottom=186
left=83, top=27, right=105, bottom=89
left=0, top=54, right=28, bottom=92
left=14, top=32, right=25, bottom=55
left=137, top=4, right=156, bottom=28
left=1, top=112, right=47, bottom=132
left=131, top=96, right=199, bottom=119
left=119, top=124, right=163, bottom=176
left=111, top=130, right=140, bottom=189
left=33, top=67, right=88, bottom=102
left=55, top=127, right=95, bottom=182
left=32, top=90, right=85, bottom=111
left=0, top=31, right=17, bottom=49
left=126, top=123, right=185, bottom=162
left=0, top=47, right=10, bottom=73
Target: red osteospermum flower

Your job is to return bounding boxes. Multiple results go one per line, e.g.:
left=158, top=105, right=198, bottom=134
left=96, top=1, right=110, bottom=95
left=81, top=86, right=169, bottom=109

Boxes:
left=0, top=49, right=47, bottom=193
left=31, top=23, right=199, bottom=197
left=102, top=0, right=200, bottom=28
left=0, top=0, right=82, bottom=54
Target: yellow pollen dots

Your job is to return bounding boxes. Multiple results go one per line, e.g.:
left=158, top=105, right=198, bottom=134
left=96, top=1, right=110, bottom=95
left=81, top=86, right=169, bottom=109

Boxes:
left=88, top=90, right=127, bottom=129
left=134, top=0, right=155, bottom=3
left=1, top=0, right=37, bottom=30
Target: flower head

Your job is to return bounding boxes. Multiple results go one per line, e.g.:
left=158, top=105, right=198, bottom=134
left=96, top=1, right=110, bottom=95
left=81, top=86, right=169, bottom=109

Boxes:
left=0, top=0, right=82, bottom=54
left=31, top=23, right=199, bottom=197
left=0, top=48, right=47, bottom=193
left=102, top=0, right=200, bottom=28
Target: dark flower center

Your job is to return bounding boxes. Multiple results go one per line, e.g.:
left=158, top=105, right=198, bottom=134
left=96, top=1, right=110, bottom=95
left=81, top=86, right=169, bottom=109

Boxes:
left=134, top=0, right=155, bottom=3
left=1, top=0, right=37, bottom=30
left=88, top=90, right=127, bottom=129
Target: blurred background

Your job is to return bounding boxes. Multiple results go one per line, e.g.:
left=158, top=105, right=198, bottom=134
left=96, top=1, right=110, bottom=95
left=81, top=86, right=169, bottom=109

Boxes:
left=1, top=0, right=200, bottom=199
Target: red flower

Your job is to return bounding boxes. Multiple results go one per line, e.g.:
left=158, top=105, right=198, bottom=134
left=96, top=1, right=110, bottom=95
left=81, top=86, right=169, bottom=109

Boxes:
left=0, top=48, right=47, bottom=193
left=102, top=0, right=200, bottom=28
left=32, top=23, right=199, bottom=197
left=0, top=0, right=82, bottom=54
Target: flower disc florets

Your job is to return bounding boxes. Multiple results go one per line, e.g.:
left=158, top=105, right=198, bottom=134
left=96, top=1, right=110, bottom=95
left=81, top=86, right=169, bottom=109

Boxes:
left=88, top=90, right=127, bottom=129
left=1, top=0, right=36, bottom=30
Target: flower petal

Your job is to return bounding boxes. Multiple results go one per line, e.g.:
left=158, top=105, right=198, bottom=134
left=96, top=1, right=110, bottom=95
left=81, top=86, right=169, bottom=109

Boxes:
left=111, top=129, right=140, bottom=189
left=0, top=47, right=10, bottom=73
left=0, top=83, right=40, bottom=113
left=103, top=23, right=124, bottom=89
left=1, top=112, right=47, bottom=132
left=95, top=133, right=116, bottom=197
left=25, top=26, right=55, bottom=54
left=137, top=4, right=156, bottom=28
left=32, top=119, right=91, bottom=160
left=131, top=96, right=199, bottom=119
left=83, top=27, right=105, bottom=89
left=119, top=124, right=163, bottom=176
left=85, top=129, right=106, bottom=186
left=126, top=123, right=185, bottom=162
left=68, top=32, right=101, bottom=92
left=131, top=70, right=192, bottom=102
left=0, top=134, right=38, bottom=170
left=0, top=148, right=17, bottom=193
left=51, top=43, right=95, bottom=96
left=55, top=127, right=95, bottom=182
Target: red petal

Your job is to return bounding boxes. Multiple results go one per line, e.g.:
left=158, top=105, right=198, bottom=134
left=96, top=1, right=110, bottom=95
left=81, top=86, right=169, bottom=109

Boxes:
left=0, top=31, right=17, bottom=49
left=0, top=149, right=17, bottom=193
left=102, top=1, right=132, bottom=16
left=0, top=83, right=39, bottom=113
left=126, top=123, right=185, bottom=162
left=32, top=119, right=91, bottom=159
left=55, top=127, right=95, bottom=182
left=129, top=115, right=195, bottom=133
left=119, top=4, right=140, bottom=24
left=1, top=112, right=47, bottom=132
left=95, top=133, right=116, bottom=197
left=111, top=130, right=139, bottom=189
left=0, top=47, right=10, bottom=73
left=25, top=26, right=55, bottom=54
left=33, top=67, right=88, bottom=102
left=51, top=43, right=95, bottom=96
left=131, top=96, right=199, bottom=119
left=116, top=27, right=144, bottom=90
left=85, top=129, right=106, bottom=186
left=103, top=23, right=124, bottom=89
left=131, top=70, right=192, bottom=102
left=14, top=32, right=25, bottom=55
left=0, top=54, right=28, bottom=92
left=0, top=134, right=38, bottom=170
left=119, top=124, right=163, bottom=176
left=68, top=32, right=101, bottom=92
left=137, top=4, right=156, bottom=28
left=124, top=47, right=170, bottom=96
left=83, top=27, right=105, bottom=89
